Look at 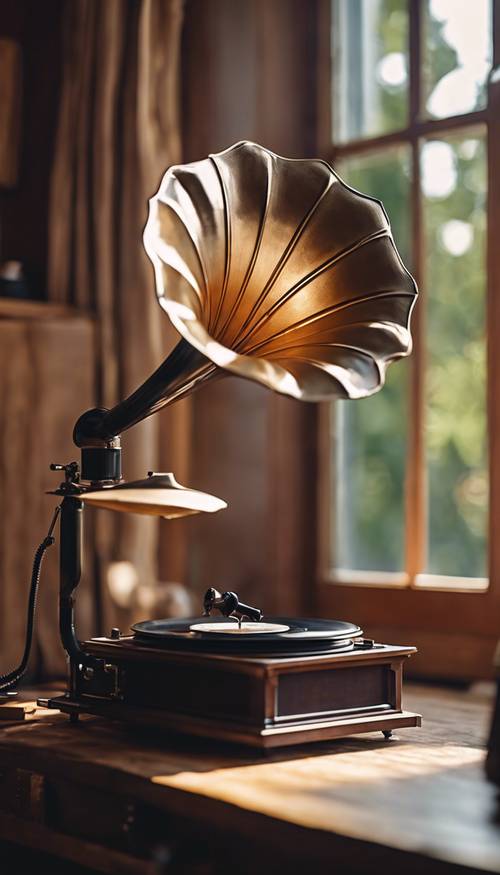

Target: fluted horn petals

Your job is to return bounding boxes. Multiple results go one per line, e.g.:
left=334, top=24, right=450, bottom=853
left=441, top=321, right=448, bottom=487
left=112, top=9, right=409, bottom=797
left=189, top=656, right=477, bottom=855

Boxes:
left=143, top=141, right=417, bottom=402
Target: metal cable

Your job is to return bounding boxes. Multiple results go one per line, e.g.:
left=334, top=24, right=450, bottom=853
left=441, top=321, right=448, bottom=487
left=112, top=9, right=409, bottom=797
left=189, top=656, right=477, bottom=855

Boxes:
left=0, top=506, right=60, bottom=692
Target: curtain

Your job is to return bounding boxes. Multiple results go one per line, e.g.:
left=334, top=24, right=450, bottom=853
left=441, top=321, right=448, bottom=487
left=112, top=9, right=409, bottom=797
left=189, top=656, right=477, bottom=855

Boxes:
left=48, top=0, right=185, bottom=646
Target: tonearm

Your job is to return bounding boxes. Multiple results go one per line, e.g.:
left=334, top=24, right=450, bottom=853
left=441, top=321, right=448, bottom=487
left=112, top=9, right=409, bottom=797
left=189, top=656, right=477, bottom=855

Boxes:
left=203, top=588, right=262, bottom=626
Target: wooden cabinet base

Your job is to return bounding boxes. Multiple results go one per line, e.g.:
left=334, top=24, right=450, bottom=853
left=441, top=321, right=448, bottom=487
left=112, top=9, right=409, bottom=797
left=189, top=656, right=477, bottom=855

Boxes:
left=43, top=640, right=421, bottom=748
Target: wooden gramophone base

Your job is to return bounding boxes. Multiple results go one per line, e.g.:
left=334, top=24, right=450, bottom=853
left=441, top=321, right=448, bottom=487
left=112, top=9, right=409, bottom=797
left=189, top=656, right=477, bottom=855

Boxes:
left=47, top=695, right=421, bottom=748
left=43, top=639, right=421, bottom=749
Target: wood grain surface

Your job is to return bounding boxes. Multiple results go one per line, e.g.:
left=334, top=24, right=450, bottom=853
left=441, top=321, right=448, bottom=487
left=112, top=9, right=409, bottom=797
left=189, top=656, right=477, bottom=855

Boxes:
left=0, top=316, right=96, bottom=677
left=0, top=683, right=497, bottom=873
left=0, top=38, right=22, bottom=187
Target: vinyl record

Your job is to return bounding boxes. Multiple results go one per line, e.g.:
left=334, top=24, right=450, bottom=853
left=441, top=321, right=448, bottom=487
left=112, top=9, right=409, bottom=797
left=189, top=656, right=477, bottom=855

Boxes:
left=131, top=615, right=362, bottom=655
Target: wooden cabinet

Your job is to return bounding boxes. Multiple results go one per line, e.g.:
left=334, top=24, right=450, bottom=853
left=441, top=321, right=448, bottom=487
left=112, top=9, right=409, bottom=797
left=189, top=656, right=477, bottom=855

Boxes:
left=0, top=302, right=95, bottom=678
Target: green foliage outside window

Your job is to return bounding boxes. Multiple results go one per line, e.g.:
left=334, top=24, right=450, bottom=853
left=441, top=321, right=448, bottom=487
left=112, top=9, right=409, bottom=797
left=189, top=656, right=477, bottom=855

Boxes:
left=332, top=0, right=489, bottom=578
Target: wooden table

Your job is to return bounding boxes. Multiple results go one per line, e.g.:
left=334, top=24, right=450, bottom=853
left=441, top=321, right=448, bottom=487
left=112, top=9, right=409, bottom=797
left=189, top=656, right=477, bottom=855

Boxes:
left=0, top=683, right=498, bottom=874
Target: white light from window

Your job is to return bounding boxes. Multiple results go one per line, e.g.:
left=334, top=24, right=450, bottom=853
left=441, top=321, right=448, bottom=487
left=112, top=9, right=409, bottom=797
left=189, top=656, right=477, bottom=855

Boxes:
left=459, top=139, right=479, bottom=160
left=427, top=66, right=489, bottom=118
left=427, top=0, right=491, bottom=118
left=107, top=561, right=138, bottom=608
left=429, top=0, right=490, bottom=69
left=440, top=220, right=473, bottom=256
left=421, top=141, right=457, bottom=199
left=377, top=52, right=407, bottom=88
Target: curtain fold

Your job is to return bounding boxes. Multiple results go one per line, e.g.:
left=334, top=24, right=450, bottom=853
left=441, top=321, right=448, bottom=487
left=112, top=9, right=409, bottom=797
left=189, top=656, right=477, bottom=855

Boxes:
left=48, top=0, right=184, bottom=638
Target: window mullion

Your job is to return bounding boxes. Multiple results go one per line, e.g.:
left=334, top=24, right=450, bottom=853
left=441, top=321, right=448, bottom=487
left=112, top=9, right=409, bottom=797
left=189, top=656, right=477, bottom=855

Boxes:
left=405, top=0, right=425, bottom=582
left=405, top=137, right=425, bottom=583
left=495, top=0, right=500, bottom=66
left=487, top=0, right=500, bottom=591
left=409, top=0, right=422, bottom=126
left=331, top=110, right=488, bottom=162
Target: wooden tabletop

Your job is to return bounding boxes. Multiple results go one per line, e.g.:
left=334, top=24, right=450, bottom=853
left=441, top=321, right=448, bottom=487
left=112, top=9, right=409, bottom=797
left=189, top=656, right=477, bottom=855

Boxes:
left=0, top=682, right=498, bottom=873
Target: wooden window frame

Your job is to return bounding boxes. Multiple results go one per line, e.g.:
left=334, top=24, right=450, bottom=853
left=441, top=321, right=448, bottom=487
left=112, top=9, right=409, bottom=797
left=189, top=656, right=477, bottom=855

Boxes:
left=314, top=0, right=500, bottom=679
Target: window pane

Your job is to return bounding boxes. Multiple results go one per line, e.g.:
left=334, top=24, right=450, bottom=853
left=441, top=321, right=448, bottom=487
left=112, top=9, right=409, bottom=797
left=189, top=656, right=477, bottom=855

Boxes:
left=423, top=0, right=492, bottom=120
left=332, top=0, right=409, bottom=143
left=331, top=147, right=411, bottom=573
left=423, top=132, right=488, bottom=577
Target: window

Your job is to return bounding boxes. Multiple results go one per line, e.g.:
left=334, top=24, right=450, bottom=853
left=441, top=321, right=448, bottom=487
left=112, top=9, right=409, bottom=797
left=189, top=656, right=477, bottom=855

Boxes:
left=317, top=0, right=500, bottom=678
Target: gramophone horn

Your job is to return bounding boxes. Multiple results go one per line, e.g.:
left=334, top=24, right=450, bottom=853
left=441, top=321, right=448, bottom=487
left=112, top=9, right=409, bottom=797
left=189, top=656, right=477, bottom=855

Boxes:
left=74, top=141, right=417, bottom=447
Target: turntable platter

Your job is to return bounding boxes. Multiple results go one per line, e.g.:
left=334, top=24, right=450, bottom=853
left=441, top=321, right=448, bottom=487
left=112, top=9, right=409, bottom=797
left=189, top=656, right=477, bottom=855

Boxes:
left=131, top=616, right=363, bottom=655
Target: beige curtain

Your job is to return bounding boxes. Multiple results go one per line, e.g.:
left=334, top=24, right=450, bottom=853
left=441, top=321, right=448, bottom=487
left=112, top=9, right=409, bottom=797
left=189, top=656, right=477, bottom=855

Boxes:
left=48, top=0, right=184, bottom=636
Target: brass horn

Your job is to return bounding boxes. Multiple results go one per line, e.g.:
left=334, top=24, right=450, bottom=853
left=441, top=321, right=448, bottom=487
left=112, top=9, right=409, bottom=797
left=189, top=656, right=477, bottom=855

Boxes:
left=75, top=141, right=417, bottom=449
left=74, top=140, right=417, bottom=460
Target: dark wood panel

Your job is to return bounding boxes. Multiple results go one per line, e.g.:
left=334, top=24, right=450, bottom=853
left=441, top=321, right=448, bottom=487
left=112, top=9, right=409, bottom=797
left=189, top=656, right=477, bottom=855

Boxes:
left=0, top=38, right=22, bottom=187
left=277, top=665, right=390, bottom=717
left=0, top=315, right=96, bottom=678
left=0, top=0, right=64, bottom=297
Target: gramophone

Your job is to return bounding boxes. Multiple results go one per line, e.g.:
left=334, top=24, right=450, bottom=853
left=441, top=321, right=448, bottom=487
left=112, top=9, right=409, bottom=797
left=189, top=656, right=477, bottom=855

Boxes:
left=0, top=142, right=420, bottom=748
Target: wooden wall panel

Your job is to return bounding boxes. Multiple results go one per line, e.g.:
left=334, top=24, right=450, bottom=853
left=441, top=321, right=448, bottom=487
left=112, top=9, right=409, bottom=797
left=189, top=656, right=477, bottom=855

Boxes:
left=0, top=314, right=95, bottom=679
left=0, top=38, right=22, bottom=187
left=0, top=0, right=64, bottom=295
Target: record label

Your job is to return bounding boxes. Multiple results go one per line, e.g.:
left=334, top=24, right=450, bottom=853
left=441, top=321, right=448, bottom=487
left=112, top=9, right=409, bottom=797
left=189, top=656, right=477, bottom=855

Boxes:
left=190, top=622, right=290, bottom=635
